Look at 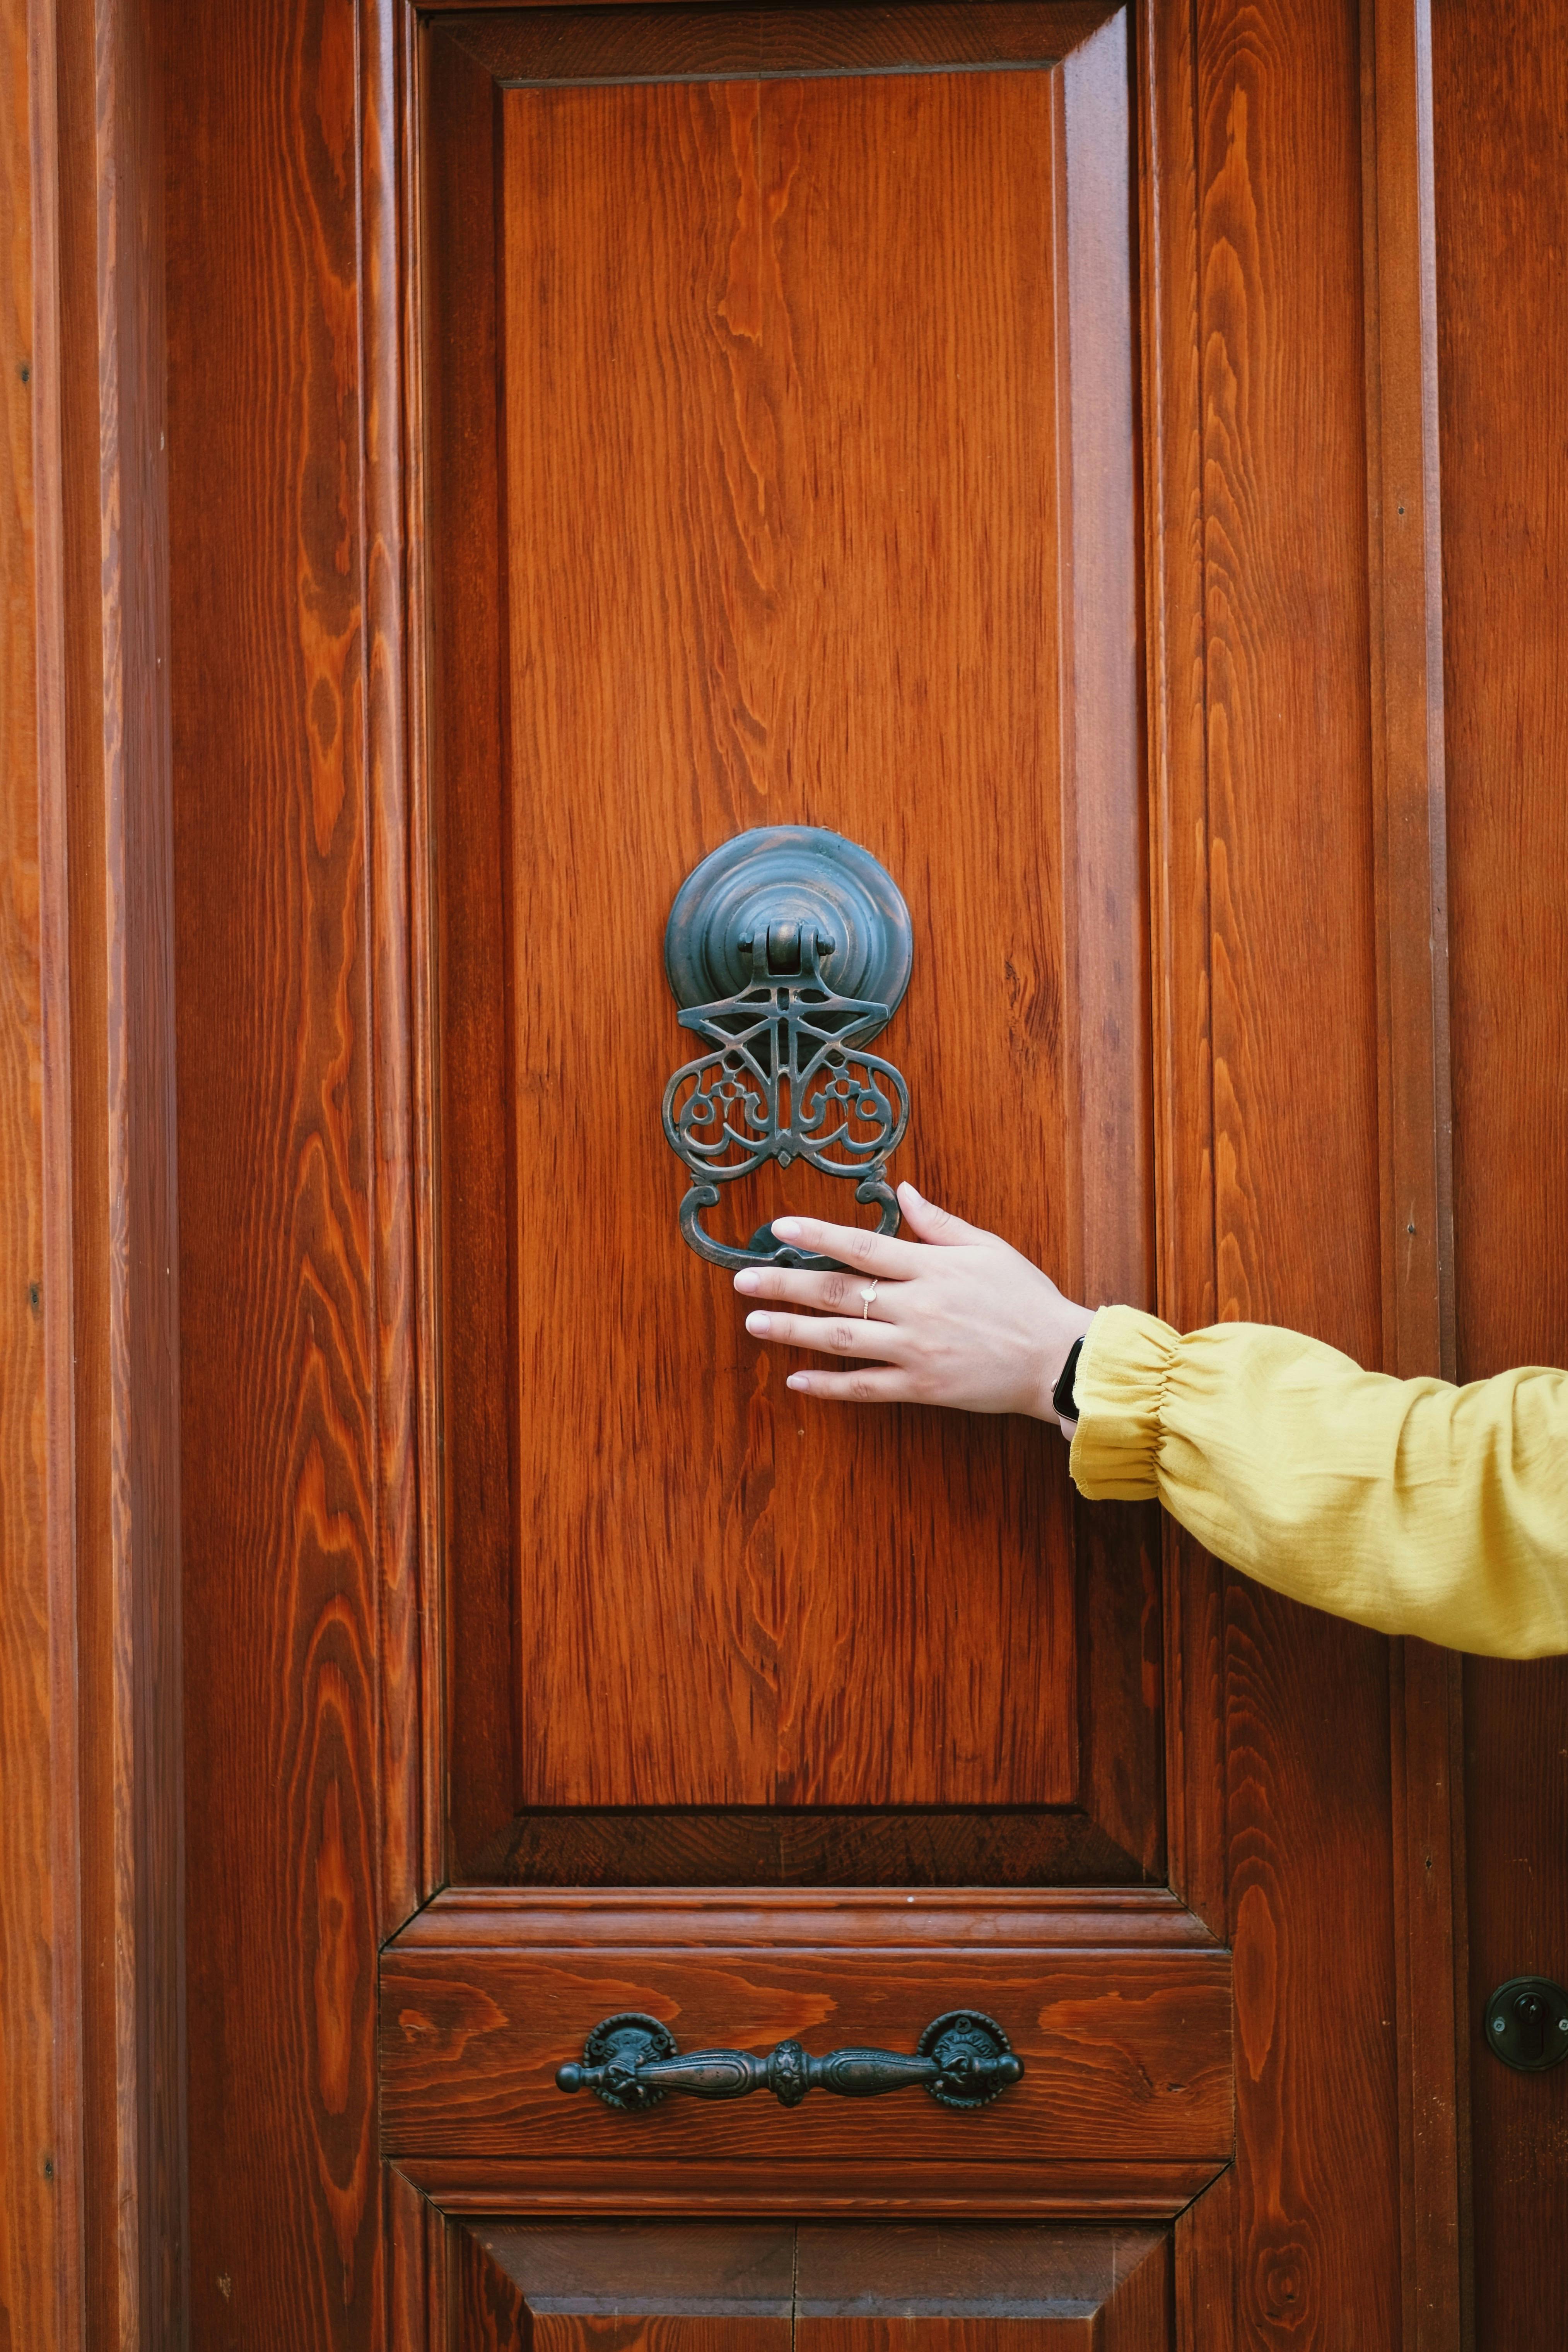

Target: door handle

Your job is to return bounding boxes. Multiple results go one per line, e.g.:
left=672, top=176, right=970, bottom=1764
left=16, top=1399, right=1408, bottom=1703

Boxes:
left=661, top=827, right=914, bottom=1271
left=555, top=2008, right=1022, bottom=2113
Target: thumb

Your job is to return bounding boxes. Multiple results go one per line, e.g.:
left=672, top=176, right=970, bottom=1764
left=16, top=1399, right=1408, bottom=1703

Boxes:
left=896, top=1179, right=986, bottom=1247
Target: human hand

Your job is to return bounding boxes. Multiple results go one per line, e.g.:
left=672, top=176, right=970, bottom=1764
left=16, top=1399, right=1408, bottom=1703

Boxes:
left=732, top=1180, right=1093, bottom=1421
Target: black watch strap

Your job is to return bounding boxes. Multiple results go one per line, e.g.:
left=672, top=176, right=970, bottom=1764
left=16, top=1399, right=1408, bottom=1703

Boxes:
left=1052, top=1336, right=1085, bottom=1424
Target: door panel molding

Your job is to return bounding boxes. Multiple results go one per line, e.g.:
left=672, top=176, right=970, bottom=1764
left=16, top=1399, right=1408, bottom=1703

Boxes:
left=441, top=0, right=1121, bottom=84
left=362, top=0, right=442, bottom=1942
left=421, top=2, right=1167, bottom=1884
left=415, top=2161, right=1224, bottom=2222
left=394, top=1887, right=1220, bottom=1947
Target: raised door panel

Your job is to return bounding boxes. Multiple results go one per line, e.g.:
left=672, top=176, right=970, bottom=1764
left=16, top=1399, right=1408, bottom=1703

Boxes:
left=503, top=58, right=1081, bottom=1819
left=450, top=2224, right=1171, bottom=2348
left=429, top=3, right=1159, bottom=1891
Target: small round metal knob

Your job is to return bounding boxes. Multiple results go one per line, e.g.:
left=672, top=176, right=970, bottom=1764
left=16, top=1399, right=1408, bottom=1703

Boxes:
left=1483, top=1976, right=1568, bottom=2072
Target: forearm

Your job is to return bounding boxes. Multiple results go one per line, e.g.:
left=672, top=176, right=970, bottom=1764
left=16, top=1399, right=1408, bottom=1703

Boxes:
left=1069, top=1307, right=1568, bottom=1658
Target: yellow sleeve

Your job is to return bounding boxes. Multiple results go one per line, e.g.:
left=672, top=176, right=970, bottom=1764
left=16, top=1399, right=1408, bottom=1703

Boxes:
left=1067, top=1304, right=1568, bottom=1658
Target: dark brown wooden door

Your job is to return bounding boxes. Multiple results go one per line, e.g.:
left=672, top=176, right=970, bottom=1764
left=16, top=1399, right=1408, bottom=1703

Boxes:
left=381, top=3, right=1222, bottom=2330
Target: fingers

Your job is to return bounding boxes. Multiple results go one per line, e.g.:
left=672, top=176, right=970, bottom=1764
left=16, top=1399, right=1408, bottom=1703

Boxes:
left=733, top=1262, right=907, bottom=1315
left=894, top=1180, right=988, bottom=1247
left=766, top=1214, right=925, bottom=1279
left=742, top=1307, right=909, bottom=1360
left=784, top=1365, right=914, bottom=1404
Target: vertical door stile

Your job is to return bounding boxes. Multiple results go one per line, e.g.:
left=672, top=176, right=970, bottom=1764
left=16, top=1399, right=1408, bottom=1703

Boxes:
left=1358, top=1, right=1469, bottom=2345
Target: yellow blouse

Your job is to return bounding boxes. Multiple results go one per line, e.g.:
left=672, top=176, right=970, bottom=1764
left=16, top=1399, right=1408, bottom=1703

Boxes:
left=1068, top=1306, right=1568, bottom=1659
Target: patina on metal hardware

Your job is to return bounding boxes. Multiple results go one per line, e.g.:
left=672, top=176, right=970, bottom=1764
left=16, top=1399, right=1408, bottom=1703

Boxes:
left=661, top=827, right=914, bottom=1271
left=556, top=2008, right=1023, bottom=2113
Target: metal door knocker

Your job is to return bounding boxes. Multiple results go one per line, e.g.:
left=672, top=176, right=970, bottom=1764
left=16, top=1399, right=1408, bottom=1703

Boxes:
left=661, top=827, right=915, bottom=1271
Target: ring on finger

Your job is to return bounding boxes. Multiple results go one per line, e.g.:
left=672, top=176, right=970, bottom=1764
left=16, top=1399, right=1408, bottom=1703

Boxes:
left=860, top=1278, right=880, bottom=1321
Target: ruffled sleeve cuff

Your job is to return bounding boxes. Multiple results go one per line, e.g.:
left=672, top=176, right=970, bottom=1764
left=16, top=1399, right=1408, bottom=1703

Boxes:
left=1067, top=1304, right=1182, bottom=1500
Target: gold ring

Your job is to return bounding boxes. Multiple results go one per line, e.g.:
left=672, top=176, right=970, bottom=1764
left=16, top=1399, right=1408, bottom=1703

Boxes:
left=860, top=1279, right=880, bottom=1320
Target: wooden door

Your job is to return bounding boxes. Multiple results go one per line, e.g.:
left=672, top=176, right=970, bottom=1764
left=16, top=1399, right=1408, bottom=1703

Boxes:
left=153, top=0, right=1472, bottom=2345
left=378, top=0, right=1223, bottom=2328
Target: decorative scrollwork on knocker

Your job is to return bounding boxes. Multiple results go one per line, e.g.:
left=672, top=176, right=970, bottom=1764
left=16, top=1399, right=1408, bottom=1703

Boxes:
left=660, top=829, right=916, bottom=1271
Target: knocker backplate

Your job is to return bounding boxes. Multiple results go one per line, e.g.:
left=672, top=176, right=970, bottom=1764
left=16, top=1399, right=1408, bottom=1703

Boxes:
left=665, top=826, right=914, bottom=1013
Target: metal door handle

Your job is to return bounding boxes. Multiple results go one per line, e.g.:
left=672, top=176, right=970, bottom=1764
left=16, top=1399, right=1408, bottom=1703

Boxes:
left=661, top=827, right=915, bottom=1270
left=555, top=2009, right=1022, bottom=2113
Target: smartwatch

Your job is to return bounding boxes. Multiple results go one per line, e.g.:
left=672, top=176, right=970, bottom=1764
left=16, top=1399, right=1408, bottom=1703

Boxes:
left=1051, top=1336, right=1084, bottom=1426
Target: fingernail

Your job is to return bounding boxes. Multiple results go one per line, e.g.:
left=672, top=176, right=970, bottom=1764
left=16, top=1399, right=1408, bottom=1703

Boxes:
left=899, top=1180, right=923, bottom=1201
left=772, top=1217, right=802, bottom=1238
left=786, top=1373, right=808, bottom=1390
left=746, top=1312, right=771, bottom=1336
left=734, top=1269, right=761, bottom=1293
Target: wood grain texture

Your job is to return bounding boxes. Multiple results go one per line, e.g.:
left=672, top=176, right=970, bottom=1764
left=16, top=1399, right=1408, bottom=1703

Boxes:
left=452, top=2220, right=1171, bottom=2347
left=1054, top=13, right=1165, bottom=1889
left=407, top=2157, right=1222, bottom=2220
left=166, top=0, right=383, bottom=2341
left=482, top=32, right=1150, bottom=1821
left=428, top=5, right=1161, bottom=1872
left=0, top=0, right=85, bottom=2342
left=794, top=2222, right=1169, bottom=2346
left=398, top=1886, right=1219, bottom=1948
left=389, top=2162, right=444, bottom=2352
left=1358, top=0, right=1454, bottom=1389
left=451, top=2218, right=529, bottom=2350
left=422, top=18, right=519, bottom=1874
left=496, top=1804, right=1149, bottom=1888
left=467, top=2220, right=794, bottom=2346
left=362, top=0, right=429, bottom=1942
left=500, top=57, right=1081, bottom=1812
left=1430, top=4, right=1568, bottom=2343
left=1461, top=1661, right=1568, bottom=2352
left=444, top=2, right=1119, bottom=83
left=9, top=0, right=189, bottom=2343
left=1172, top=2162, right=1233, bottom=2352
left=1190, top=0, right=1403, bottom=2338
left=1358, top=4, right=1468, bottom=2344
left=1388, top=1635, right=1469, bottom=2351
left=1136, top=0, right=1229, bottom=1958
left=400, top=0, right=448, bottom=1953
left=1053, top=10, right=1152, bottom=1321
left=379, top=1937, right=1232, bottom=2177
left=80, top=0, right=190, bottom=2340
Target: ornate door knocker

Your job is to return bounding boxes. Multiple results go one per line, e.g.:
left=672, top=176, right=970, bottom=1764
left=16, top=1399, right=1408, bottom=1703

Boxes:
left=661, top=827, right=915, bottom=1271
